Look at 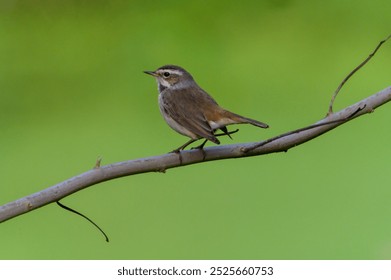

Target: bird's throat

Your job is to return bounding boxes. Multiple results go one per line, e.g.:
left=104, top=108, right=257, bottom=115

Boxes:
left=159, top=83, right=168, bottom=92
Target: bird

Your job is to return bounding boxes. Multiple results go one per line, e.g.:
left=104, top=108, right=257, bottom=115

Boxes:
left=144, top=65, right=269, bottom=152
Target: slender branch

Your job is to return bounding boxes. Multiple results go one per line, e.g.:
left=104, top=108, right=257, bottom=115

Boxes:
left=328, top=34, right=391, bottom=115
left=1, top=86, right=391, bottom=223
left=242, top=105, right=365, bottom=153
left=56, top=201, right=109, bottom=242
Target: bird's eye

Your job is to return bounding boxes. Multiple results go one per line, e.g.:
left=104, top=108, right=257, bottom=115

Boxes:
left=163, top=72, right=171, bottom=78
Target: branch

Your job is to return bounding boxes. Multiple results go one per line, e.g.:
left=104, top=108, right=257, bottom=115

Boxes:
left=1, top=86, right=391, bottom=223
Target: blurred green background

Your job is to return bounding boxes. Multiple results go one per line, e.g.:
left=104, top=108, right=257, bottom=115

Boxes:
left=1, top=0, right=390, bottom=259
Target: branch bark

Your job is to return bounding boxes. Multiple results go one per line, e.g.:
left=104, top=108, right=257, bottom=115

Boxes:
left=1, top=86, right=391, bottom=223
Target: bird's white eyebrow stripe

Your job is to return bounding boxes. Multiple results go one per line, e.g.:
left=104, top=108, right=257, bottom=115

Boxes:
left=158, top=69, right=183, bottom=75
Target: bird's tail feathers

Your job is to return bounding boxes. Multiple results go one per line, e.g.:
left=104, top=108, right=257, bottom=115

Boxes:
left=227, top=111, right=269, bottom=129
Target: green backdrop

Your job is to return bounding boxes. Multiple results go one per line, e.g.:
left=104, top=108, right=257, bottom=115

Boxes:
left=1, top=0, right=391, bottom=259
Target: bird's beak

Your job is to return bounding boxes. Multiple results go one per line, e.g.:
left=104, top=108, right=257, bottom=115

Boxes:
left=143, top=70, right=158, bottom=77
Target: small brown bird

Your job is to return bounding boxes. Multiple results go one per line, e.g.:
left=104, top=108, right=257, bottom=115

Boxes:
left=144, top=65, right=269, bottom=152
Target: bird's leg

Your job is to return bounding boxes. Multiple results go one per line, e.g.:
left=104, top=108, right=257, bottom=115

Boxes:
left=191, top=129, right=240, bottom=160
left=190, top=139, right=208, bottom=160
left=191, top=139, right=208, bottom=150
left=190, top=130, right=238, bottom=158
left=170, top=139, right=197, bottom=165
left=171, top=128, right=239, bottom=157
left=188, top=129, right=239, bottom=151
left=171, top=139, right=198, bottom=153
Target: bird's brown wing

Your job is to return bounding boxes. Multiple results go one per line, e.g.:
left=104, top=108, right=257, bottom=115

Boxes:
left=161, top=87, right=220, bottom=144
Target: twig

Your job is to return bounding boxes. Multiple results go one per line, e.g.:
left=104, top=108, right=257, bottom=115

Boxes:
left=56, top=201, right=109, bottom=242
left=328, top=34, right=391, bottom=115
left=243, top=105, right=366, bottom=153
